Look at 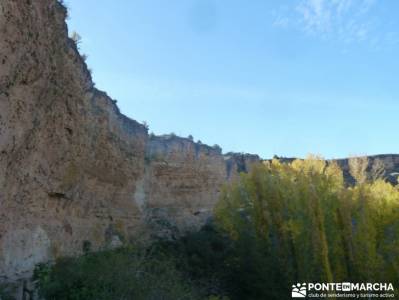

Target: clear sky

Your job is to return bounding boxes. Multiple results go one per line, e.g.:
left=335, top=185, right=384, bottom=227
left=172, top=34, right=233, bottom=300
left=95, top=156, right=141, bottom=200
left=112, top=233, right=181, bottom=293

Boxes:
left=65, top=0, right=399, bottom=159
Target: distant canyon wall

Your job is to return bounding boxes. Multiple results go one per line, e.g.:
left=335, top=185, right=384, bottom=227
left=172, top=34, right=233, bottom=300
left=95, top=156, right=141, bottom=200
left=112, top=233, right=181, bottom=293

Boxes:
left=275, top=155, right=399, bottom=185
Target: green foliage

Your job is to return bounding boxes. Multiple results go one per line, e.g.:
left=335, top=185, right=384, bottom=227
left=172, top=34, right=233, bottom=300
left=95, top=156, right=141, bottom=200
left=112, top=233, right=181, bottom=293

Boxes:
left=82, top=240, right=91, bottom=254
left=0, top=283, right=15, bottom=300
left=215, top=157, right=399, bottom=299
left=33, top=247, right=200, bottom=300
left=154, top=225, right=232, bottom=298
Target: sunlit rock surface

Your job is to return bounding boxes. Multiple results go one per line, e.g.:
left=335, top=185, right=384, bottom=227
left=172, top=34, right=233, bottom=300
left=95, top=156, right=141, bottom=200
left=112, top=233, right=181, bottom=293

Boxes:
left=0, top=0, right=259, bottom=285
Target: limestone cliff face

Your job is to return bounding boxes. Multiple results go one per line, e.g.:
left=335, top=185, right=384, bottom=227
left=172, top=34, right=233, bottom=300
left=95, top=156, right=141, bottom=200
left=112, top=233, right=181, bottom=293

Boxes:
left=144, top=136, right=227, bottom=233
left=0, top=0, right=259, bottom=282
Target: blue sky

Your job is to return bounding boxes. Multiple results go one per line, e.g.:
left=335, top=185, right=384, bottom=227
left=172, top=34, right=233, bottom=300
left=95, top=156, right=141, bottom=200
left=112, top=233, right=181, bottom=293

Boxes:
left=66, top=0, right=399, bottom=159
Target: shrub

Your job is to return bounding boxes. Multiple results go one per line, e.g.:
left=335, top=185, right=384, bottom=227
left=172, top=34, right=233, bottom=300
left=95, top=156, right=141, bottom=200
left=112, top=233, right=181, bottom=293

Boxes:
left=33, top=247, right=200, bottom=300
left=153, top=224, right=232, bottom=298
left=0, top=283, right=15, bottom=300
left=70, top=31, right=82, bottom=46
left=213, top=144, right=222, bottom=151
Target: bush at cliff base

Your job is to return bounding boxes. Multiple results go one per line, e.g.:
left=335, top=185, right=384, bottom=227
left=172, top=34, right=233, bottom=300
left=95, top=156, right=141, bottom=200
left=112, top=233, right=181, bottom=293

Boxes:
left=33, top=247, right=201, bottom=300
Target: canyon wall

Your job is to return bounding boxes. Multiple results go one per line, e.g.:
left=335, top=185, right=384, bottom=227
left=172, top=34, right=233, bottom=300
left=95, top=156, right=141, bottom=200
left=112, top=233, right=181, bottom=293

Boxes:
left=334, top=154, right=399, bottom=185
left=0, top=0, right=259, bottom=284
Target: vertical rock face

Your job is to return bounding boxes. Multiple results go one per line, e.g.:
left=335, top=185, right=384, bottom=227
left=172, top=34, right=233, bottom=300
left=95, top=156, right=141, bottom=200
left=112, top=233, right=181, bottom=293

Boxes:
left=0, top=0, right=147, bottom=281
left=0, top=0, right=260, bottom=282
left=144, top=136, right=227, bottom=233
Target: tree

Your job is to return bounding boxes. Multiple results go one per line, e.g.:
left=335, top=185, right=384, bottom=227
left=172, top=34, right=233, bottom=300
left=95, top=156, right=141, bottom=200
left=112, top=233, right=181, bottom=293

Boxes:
left=70, top=31, right=82, bottom=47
left=348, top=156, right=369, bottom=184
left=215, top=157, right=399, bottom=297
left=370, top=158, right=385, bottom=181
